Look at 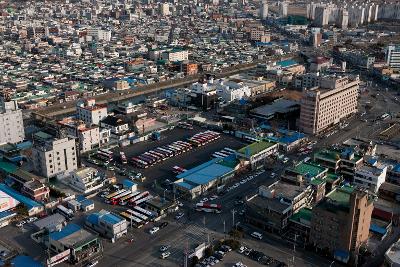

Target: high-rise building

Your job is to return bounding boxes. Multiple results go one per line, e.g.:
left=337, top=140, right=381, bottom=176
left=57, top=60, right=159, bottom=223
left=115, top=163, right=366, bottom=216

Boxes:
left=385, top=44, right=400, bottom=69
left=314, top=6, right=329, bottom=27
left=309, top=186, right=373, bottom=265
left=0, top=99, right=24, bottom=144
left=299, top=75, right=359, bottom=135
left=278, top=1, right=288, bottom=17
left=260, top=1, right=268, bottom=20
left=337, top=9, right=349, bottom=29
left=32, top=131, right=78, bottom=178
left=160, top=3, right=170, bottom=16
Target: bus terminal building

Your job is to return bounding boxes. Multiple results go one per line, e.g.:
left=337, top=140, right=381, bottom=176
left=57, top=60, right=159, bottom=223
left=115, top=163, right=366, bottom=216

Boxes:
left=173, top=158, right=238, bottom=199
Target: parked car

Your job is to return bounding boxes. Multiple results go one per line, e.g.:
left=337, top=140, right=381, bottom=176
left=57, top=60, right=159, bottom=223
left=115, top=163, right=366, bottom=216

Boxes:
left=238, top=246, right=247, bottom=254
left=175, top=212, right=184, bottom=220
left=16, top=221, right=26, bottom=227
left=159, top=222, right=169, bottom=229
left=160, top=245, right=170, bottom=252
left=160, top=252, right=171, bottom=259
left=251, top=232, right=263, bottom=240
left=149, top=227, right=160, bottom=235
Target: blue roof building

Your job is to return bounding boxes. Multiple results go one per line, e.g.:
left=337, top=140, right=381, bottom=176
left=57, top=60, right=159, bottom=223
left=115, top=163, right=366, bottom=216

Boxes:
left=0, top=183, right=43, bottom=215
left=85, top=210, right=127, bottom=241
left=174, top=158, right=237, bottom=199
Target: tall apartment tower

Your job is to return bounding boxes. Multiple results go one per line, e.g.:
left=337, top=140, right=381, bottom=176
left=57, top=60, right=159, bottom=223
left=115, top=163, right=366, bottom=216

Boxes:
left=32, top=131, right=78, bottom=179
left=260, top=1, right=268, bottom=20
left=299, top=75, right=359, bottom=135
left=160, top=3, right=170, bottom=16
left=337, top=9, right=349, bottom=30
left=310, top=186, right=373, bottom=265
left=278, top=1, right=288, bottom=17
left=314, top=6, right=330, bottom=27
left=385, top=44, right=400, bottom=69
left=0, top=98, right=24, bottom=144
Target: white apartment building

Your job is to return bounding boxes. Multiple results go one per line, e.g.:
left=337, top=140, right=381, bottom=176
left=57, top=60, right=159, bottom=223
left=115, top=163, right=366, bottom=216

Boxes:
left=279, top=1, right=288, bottom=17
left=294, top=73, right=321, bottom=90
left=76, top=99, right=108, bottom=125
left=58, top=118, right=101, bottom=153
left=160, top=3, right=170, bottom=16
left=69, top=167, right=104, bottom=194
left=0, top=100, right=24, bottom=144
left=87, top=28, right=112, bottom=42
left=32, top=131, right=78, bottom=179
left=216, top=80, right=251, bottom=103
left=250, top=28, right=265, bottom=42
left=385, top=45, right=400, bottom=69
left=260, top=1, right=268, bottom=19
left=354, top=163, right=387, bottom=193
left=314, top=6, right=330, bottom=27
left=161, top=49, right=188, bottom=62
left=299, top=75, right=359, bottom=135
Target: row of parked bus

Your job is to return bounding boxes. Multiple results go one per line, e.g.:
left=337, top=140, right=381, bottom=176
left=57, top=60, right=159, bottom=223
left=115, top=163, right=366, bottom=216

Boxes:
left=104, top=189, right=153, bottom=207
left=212, top=147, right=236, bottom=159
left=131, top=130, right=221, bottom=169
left=119, top=206, right=157, bottom=228
left=187, top=130, right=221, bottom=147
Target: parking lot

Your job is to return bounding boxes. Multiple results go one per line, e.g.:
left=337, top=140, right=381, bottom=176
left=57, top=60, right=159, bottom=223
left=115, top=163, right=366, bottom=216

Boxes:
left=112, top=126, right=246, bottom=187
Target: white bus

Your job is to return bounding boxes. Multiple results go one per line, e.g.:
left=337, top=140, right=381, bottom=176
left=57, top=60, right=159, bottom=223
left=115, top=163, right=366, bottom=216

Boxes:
left=133, top=206, right=157, bottom=221
left=119, top=191, right=141, bottom=205
left=56, top=205, right=74, bottom=220
left=214, top=152, right=229, bottom=158
left=126, top=209, right=149, bottom=223
left=212, top=153, right=224, bottom=158
left=120, top=212, right=144, bottom=228
left=223, top=148, right=236, bottom=154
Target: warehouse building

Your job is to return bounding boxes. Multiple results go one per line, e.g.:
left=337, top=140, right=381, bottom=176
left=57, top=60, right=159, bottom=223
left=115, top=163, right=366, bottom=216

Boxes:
left=174, top=158, right=238, bottom=199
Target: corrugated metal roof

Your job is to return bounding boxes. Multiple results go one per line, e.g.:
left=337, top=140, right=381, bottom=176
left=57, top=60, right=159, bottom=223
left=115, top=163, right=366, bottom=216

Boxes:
left=49, top=223, right=81, bottom=241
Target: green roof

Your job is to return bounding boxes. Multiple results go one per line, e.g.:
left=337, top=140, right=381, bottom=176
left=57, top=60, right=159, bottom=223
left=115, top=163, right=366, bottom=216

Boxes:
left=326, top=172, right=340, bottom=183
left=326, top=185, right=354, bottom=208
left=218, top=158, right=239, bottom=169
left=0, top=160, right=18, bottom=174
left=237, top=141, right=276, bottom=157
left=314, top=150, right=340, bottom=162
left=290, top=207, right=312, bottom=223
left=34, top=131, right=53, bottom=140
left=310, top=178, right=325, bottom=186
left=292, top=162, right=327, bottom=178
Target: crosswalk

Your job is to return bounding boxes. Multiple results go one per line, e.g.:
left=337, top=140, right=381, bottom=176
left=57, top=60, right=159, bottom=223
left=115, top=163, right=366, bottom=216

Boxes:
left=144, top=223, right=213, bottom=266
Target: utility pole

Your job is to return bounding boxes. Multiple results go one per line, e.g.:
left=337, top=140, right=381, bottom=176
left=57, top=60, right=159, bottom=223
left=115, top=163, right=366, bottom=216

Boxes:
left=292, top=234, right=297, bottom=267
left=231, top=209, right=236, bottom=230
left=223, top=220, right=226, bottom=239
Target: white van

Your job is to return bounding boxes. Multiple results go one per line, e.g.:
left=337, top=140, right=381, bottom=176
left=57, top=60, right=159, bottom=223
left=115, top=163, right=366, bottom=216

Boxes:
left=251, top=232, right=263, bottom=240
